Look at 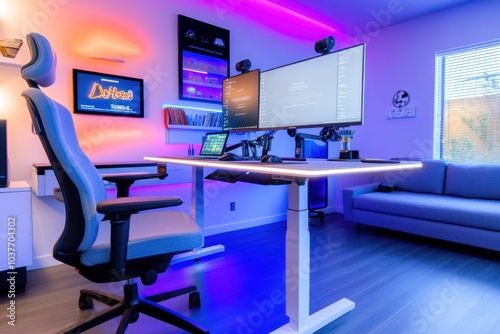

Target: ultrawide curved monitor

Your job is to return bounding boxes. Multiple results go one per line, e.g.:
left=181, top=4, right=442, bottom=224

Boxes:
left=258, top=44, right=365, bottom=130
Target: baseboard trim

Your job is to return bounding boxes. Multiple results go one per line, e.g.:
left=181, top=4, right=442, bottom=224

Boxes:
left=29, top=255, right=59, bottom=270
left=204, top=214, right=287, bottom=236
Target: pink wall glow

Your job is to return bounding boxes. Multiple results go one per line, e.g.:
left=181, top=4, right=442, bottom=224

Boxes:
left=245, top=0, right=337, bottom=40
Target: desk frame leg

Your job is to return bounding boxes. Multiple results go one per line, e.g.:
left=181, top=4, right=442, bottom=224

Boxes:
left=271, top=178, right=354, bottom=333
left=172, top=166, right=225, bottom=264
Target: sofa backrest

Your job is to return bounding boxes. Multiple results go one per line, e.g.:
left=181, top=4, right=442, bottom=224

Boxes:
left=444, top=162, right=500, bottom=199
left=394, top=159, right=448, bottom=194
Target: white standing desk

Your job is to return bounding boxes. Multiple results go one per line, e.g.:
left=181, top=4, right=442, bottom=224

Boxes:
left=144, top=157, right=422, bottom=333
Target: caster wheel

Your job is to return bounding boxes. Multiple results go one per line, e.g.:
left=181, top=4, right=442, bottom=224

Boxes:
left=130, top=311, right=140, bottom=323
left=79, top=295, right=93, bottom=310
left=319, top=212, right=325, bottom=222
left=189, top=291, right=201, bottom=309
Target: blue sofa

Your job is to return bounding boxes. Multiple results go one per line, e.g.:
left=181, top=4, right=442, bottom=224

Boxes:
left=343, top=159, right=500, bottom=251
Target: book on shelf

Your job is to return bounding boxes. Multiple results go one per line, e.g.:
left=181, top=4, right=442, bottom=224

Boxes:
left=163, top=107, right=222, bottom=128
left=164, top=107, right=188, bottom=126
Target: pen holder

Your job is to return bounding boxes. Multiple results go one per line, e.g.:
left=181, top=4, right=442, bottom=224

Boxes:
left=340, top=138, right=351, bottom=152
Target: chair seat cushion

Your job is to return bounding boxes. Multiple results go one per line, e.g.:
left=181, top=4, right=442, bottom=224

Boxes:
left=80, top=211, right=203, bottom=266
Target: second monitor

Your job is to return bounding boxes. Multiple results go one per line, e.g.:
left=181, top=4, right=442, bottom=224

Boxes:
left=222, top=69, right=260, bottom=132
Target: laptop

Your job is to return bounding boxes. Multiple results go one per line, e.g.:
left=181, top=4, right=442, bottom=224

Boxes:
left=196, top=131, right=229, bottom=159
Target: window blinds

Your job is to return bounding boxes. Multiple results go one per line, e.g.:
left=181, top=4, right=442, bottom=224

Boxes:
left=434, top=40, right=500, bottom=162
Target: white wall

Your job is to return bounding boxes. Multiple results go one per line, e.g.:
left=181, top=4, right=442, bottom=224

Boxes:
left=0, top=0, right=353, bottom=268
left=6, top=0, right=499, bottom=268
left=329, top=0, right=500, bottom=210
left=353, top=0, right=500, bottom=160
left=1, top=0, right=353, bottom=182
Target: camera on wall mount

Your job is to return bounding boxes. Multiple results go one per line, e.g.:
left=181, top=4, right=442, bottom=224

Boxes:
left=314, top=36, right=335, bottom=55
left=235, top=59, right=251, bottom=73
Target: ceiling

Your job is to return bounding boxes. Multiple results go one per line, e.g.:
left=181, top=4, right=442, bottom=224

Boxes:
left=268, top=0, right=478, bottom=37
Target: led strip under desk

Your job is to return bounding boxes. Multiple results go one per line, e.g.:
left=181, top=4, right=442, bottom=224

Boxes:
left=144, top=157, right=421, bottom=178
left=144, top=156, right=421, bottom=333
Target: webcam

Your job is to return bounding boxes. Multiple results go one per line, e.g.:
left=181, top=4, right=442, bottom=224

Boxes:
left=314, top=36, right=335, bottom=55
left=235, top=59, right=251, bottom=73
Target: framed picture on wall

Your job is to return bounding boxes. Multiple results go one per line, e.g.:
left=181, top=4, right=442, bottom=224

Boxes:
left=73, top=69, right=144, bottom=118
left=178, top=14, right=230, bottom=105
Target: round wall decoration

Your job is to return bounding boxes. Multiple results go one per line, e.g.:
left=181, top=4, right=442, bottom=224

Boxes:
left=393, top=90, right=410, bottom=108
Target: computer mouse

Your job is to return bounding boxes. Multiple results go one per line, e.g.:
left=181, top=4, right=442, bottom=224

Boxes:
left=219, top=153, right=243, bottom=161
left=260, top=154, right=283, bottom=163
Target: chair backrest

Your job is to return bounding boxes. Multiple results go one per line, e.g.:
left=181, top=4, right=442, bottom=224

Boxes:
left=21, top=33, right=106, bottom=264
left=21, top=32, right=57, bottom=88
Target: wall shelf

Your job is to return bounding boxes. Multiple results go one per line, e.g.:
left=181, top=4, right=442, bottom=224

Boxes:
left=163, top=105, right=222, bottom=128
left=163, top=105, right=222, bottom=143
left=0, top=59, right=22, bottom=68
left=167, top=124, right=220, bottom=131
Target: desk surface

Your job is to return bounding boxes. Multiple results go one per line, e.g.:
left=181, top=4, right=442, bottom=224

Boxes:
left=144, top=155, right=422, bottom=332
left=144, top=157, right=422, bottom=178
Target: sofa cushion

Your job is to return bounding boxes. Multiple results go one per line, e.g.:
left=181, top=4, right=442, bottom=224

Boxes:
left=444, top=162, right=500, bottom=200
left=353, top=191, right=500, bottom=232
left=391, top=159, right=448, bottom=194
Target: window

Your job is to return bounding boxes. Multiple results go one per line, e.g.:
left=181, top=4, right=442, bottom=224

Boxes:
left=434, top=40, right=500, bottom=162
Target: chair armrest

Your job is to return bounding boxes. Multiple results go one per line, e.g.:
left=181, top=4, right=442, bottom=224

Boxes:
left=96, top=195, right=183, bottom=216
left=343, top=183, right=379, bottom=221
left=102, top=172, right=167, bottom=197
left=51, top=172, right=167, bottom=203
left=96, top=195, right=182, bottom=280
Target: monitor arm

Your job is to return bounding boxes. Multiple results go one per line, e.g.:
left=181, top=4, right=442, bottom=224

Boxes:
left=225, top=141, right=244, bottom=153
left=225, top=141, right=251, bottom=157
left=225, top=131, right=278, bottom=159
left=294, top=126, right=341, bottom=158
left=256, top=131, right=277, bottom=156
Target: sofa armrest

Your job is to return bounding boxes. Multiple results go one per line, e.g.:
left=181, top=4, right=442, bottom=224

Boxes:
left=343, top=183, right=379, bottom=221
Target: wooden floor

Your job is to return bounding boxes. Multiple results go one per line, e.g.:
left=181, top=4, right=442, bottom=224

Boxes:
left=2, top=213, right=500, bottom=333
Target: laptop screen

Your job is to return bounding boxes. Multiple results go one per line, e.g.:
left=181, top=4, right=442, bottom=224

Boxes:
left=199, top=131, right=229, bottom=156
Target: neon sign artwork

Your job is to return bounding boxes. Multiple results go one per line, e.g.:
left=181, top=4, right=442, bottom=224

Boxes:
left=73, top=69, right=144, bottom=117
left=88, top=82, right=134, bottom=101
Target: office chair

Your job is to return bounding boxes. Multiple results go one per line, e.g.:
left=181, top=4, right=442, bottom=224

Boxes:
left=20, top=32, right=209, bottom=334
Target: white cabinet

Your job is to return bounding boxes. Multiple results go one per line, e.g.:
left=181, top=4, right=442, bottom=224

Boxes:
left=32, top=162, right=192, bottom=197
left=0, top=181, right=33, bottom=271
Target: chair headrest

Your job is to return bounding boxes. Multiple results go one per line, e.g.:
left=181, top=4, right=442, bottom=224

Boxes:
left=21, top=32, right=57, bottom=88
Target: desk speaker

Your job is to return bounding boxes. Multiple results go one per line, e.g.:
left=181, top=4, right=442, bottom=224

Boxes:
left=0, top=120, right=8, bottom=187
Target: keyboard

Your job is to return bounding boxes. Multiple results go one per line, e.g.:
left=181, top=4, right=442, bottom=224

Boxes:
left=360, top=158, right=401, bottom=164
left=280, top=157, right=307, bottom=161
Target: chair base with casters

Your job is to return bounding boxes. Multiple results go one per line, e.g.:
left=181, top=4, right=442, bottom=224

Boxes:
left=60, top=278, right=207, bottom=334
left=54, top=220, right=209, bottom=334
